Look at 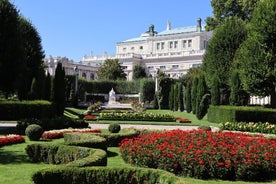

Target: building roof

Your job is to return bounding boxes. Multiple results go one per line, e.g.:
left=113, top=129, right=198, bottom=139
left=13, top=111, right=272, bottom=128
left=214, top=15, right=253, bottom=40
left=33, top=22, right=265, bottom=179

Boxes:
left=120, top=24, right=206, bottom=43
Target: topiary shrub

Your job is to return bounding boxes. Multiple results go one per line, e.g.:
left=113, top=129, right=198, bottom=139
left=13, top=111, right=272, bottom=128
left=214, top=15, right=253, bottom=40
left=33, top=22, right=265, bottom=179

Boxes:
left=108, top=123, right=121, bottom=133
left=25, top=124, right=44, bottom=141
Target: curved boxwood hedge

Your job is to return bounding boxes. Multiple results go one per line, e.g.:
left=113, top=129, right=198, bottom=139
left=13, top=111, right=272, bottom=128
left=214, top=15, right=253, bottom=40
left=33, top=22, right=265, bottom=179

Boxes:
left=64, top=133, right=107, bottom=150
left=95, top=128, right=140, bottom=147
left=33, top=166, right=186, bottom=184
left=26, top=143, right=107, bottom=167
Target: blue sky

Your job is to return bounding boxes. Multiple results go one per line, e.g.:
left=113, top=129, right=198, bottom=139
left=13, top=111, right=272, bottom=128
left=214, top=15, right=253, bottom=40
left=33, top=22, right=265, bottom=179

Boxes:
left=12, top=0, right=213, bottom=61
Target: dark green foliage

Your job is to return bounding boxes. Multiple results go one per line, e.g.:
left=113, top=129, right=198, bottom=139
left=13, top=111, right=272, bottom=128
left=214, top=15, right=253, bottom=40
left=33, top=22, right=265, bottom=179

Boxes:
left=210, top=75, right=220, bottom=105
left=197, top=94, right=210, bottom=120
left=196, top=74, right=208, bottom=119
left=44, top=72, right=52, bottom=101
left=202, top=16, right=247, bottom=103
left=207, top=105, right=276, bottom=123
left=0, top=0, right=24, bottom=98
left=159, top=77, right=173, bottom=109
left=108, top=123, right=121, bottom=133
left=191, top=77, right=198, bottom=114
left=53, top=62, right=65, bottom=116
left=174, top=84, right=179, bottom=111
left=229, top=70, right=240, bottom=106
left=133, top=64, right=147, bottom=80
left=64, top=133, right=107, bottom=150
left=185, top=81, right=192, bottom=113
left=26, top=143, right=107, bottom=167
left=140, top=79, right=155, bottom=103
left=32, top=166, right=185, bottom=184
left=152, top=92, right=159, bottom=109
left=0, top=100, right=54, bottom=120
left=169, top=84, right=174, bottom=111
left=25, top=124, right=43, bottom=141
left=178, top=83, right=184, bottom=112
left=235, top=0, right=276, bottom=108
left=97, top=59, right=127, bottom=80
left=205, top=0, right=259, bottom=31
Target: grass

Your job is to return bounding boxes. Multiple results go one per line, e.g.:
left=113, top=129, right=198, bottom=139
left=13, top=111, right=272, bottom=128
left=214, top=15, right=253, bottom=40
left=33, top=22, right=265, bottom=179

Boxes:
left=0, top=135, right=276, bottom=184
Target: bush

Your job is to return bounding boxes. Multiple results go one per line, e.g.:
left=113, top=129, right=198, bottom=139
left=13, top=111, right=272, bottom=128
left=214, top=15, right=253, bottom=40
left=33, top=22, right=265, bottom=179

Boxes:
left=197, top=125, right=211, bottom=131
left=26, top=143, right=107, bottom=167
left=108, top=123, right=121, bottom=133
left=207, top=105, right=276, bottom=123
left=32, top=166, right=186, bottom=184
left=25, top=124, right=43, bottom=141
left=120, top=130, right=276, bottom=181
left=0, top=100, right=54, bottom=120
left=219, top=122, right=276, bottom=134
left=64, top=133, right=107, bottom=150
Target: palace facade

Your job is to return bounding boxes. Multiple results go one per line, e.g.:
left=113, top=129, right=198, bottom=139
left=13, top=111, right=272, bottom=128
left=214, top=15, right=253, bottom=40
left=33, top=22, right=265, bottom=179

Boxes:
left=83, top=18, right=212, bottom=80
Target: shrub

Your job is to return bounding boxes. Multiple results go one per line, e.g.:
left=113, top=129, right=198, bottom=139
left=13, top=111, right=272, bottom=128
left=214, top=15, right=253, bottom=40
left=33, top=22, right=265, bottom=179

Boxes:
left=25, top=124, right=43, bottom=141
left=219, top=122, right=276, bottom=134
left=120, top=130, right=276, bottom=181
left=64, top=133, right=107, bottom=150
left=197, top=125, right=211, bottom=131
left=108, top=123, right=121, bottom=133
left=42, top=128, right=101, bottom=139
left=26, top=143, right=107, bottom=167
left=32, top=166, right=186, bottom=184
left=16, top=118, right=42, bottom=135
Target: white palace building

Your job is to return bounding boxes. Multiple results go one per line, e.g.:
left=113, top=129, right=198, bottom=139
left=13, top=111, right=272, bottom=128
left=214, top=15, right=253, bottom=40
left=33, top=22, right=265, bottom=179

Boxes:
left=82, top=18, right=212, bottom=80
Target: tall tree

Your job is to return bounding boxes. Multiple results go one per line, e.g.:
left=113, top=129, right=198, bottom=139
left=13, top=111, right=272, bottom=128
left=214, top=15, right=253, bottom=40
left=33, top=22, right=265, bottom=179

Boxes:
left=191, top=76, right=198, bottom=114
left=17, top=17, right=45, bottom=100
left=196, top=74, right=208, bottom=119
left=210, top=75, right=220, bottom=105
left=133, top=64, right=147, bottom=80
left=206, top=0, right=259, bottom=30
left=53, top=63, right=65, bottom=116
left=202, top=16, right=247, bottom=103
left=235, top=0, right=276, bottom=108
left=178, top=83, right=184, bottom=112
left=185, top=81, right=192, bottom=113
left=97, top=59, right=126, bottom=80
left=0, top=0, right=24, bottom=98
left=44, top=72, right=51, bottom=101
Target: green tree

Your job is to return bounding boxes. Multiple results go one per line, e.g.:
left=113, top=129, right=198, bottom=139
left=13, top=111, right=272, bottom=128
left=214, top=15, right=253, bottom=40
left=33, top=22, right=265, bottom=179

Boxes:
left=196, top=74, right=208, bottom=119
left=0, top=0, right=24, bottom=98
left=133, top=64, right=147, bottom=80
left=97, top=59, right=126, bottom=80
left=229, top=70, right=240, bottom=106
left=17, top=17, right=45, bottom=100
left=53, top=62, right=65, bottom=116
left=206, top=0, right=259, bottom=30
left=169, top=84, right=174, bottom=111
left=178, top=83, right=184, bottom=112
left=235, top=0, right=276, bottom=108
left=197, top=94, right=210, bottom=120
left=210, top=75, right=220, bottom=105
left=44, top=72, right=51, bottom=101
left=191, top=76, right=198, bottom=114
left=185, top=81, right=192, bottom=113
left=202, top=16, right=247, bottom=103
left=140, top=79, right=155, bottom=103
left=174, top=84, right=179, bottom=111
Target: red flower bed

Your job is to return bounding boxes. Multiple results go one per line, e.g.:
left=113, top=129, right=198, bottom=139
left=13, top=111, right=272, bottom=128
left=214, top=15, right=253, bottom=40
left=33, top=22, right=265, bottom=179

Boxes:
left=84, top=114, right=96, bottom=120
left=42, top=128, right=101, bottom=139
left=120, top=130, right=276, bottom=181
left=0, top=134, right=25, bottom=147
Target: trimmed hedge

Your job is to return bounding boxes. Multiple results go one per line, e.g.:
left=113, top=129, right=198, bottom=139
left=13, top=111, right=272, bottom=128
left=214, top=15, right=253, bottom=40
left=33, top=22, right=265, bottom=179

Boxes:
left=207, top=105, right=276, bottom=124
left=26, top=143, right=107, bottom=167
left=0, top=100, right=55, bottom=120
left=33, top=166, right=186, bottom=184
left=95, top=128, right=140, bottom=147
left=64, top=133, right=107, bottom=150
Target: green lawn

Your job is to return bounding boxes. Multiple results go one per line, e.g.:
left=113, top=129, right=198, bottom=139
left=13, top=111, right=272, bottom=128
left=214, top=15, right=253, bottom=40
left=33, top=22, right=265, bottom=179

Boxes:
left=0, top=137, right=276, bottom=184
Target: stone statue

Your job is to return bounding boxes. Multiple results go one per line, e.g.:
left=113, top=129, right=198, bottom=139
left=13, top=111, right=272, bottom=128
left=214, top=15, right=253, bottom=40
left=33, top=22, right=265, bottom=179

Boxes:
left=108, top=88, right=116, bottom=104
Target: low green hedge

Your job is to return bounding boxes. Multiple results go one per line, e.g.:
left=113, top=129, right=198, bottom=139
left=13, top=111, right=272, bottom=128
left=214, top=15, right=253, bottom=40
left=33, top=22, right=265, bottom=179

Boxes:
left=0, top=100, right=55, bottom=120
left=98, top=112, right=175, bottom=122
left=95, top=128, right=140, bottom=147
left=207, top=105, right=276, bottom=124
left=26, top=143, right=107, bottom=167
left=33, top=166, right=186, bottom=184
left=64, top=133, right=107, bottom=150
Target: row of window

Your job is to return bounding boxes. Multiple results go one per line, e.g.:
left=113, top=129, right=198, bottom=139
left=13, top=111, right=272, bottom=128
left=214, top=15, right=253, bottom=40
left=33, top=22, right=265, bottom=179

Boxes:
left=157, top=40, right=192, bottom=50
left=147, top=64, right=179, bottom=70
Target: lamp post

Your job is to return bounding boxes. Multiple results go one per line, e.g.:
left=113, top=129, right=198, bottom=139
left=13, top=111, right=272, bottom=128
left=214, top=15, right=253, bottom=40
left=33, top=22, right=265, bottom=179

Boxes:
left=74, top=66, right=79, bottom=106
